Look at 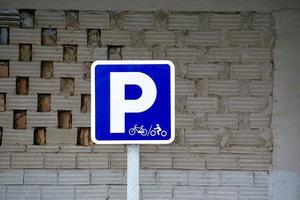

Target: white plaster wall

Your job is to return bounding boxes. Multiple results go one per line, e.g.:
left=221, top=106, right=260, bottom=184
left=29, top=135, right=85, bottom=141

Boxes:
left=272, top=9, right=300, bottom=200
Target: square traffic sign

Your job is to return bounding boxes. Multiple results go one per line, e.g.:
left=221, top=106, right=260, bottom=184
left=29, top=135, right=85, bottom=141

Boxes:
left=91, top=60, right=175, bottom=144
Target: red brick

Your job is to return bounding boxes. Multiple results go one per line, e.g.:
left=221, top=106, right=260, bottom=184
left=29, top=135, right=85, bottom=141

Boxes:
left=14, top=110, right=27, bottom=129
left=34, top=127, right=46, bottom=145
left=0, top=61, right=9, bottom=78
left=41, top=61, right=53, bottom=79
left=77, top=127, right=92, bottom=146
left=16, top=77, right=29, bottom=95
left=38, top=94, right=51, bottom=112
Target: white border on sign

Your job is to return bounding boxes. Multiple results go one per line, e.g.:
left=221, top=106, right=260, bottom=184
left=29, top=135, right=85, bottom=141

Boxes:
left=91, top=60, right=175, bottom=144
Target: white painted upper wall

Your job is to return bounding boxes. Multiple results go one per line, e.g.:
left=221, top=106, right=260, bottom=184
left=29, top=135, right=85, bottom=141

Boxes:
left=0, top=0, right=300, bottom=11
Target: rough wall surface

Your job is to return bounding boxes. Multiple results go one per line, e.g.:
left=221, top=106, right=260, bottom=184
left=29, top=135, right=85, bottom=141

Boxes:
left=0, top=10, right=273, bottom=199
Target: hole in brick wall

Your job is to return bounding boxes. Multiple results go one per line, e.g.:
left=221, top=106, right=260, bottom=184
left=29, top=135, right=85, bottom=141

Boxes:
left=77, top=127, right=92, bottom=146
left=0, top=127, right=2, bottom=145
left=65, top=10, right=79, bottom=30
left=19, top=44, right=32, bottom=61
left=58, top=111, right=72, bottom=129
left=13, top=110, right=27, bottom=129
left=20, top=9, right=35, bottom=28
left=87, top=29, right=101, bottom=47
left=33, top=127, right=46, bottom=145
left=0, top=27, right=9, bottom=45
left=81, top=94, right=91, bottom=113
left=0, top=60, right=9, bottom=78
left=83, top=61, right=92, bottom=80
left=38, top=94, right=51, bottom=112
left=16, top=77, right=29, bottom=95
left=63, top=45, right=77, bottom=63
left=108, top=46, right=123, bottom=60
left=41, top=61, right=53, bottom=79
left=0, top=93, right=6, bottom=112
left=41, top=28, right=57, bottom=46
left=60, top=78, right=74, bottom=96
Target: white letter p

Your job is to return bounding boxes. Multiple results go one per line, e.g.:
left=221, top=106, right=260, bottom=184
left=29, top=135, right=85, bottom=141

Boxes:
left=110, top=72, right=157, bottom=133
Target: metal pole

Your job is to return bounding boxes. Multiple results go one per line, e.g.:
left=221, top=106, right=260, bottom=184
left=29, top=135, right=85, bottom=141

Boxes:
left=127, top=144, right=139, bottom=200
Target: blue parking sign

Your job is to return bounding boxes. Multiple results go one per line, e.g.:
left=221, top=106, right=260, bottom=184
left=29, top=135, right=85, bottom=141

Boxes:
left=91, top=60, right=175, bottom=144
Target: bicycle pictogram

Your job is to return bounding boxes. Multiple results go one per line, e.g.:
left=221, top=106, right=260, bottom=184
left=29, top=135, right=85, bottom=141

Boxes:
left=128, top=124, right=167, bottom=137
left=128, top=125, right=148, bottom=136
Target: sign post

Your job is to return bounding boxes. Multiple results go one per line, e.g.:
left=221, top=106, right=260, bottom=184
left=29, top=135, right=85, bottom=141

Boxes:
left=127, top=144, right=139, bottom=200
left=91, top=60, right=175, bottom=199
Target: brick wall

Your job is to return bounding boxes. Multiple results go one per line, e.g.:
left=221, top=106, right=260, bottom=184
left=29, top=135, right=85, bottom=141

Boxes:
left=0, top=10, right=273, bottom=199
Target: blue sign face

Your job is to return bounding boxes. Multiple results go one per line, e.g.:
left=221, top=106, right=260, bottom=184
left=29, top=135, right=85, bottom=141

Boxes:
left=91, top=61, right=175, bottom=144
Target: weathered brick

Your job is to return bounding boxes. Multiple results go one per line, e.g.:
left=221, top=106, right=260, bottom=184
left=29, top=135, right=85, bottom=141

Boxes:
left=77, top=47, right=106, bottom=62
left=208, top=113, right=238, bottom=128
left=12, top=153, right=43, bottom=168
left=91, top=169, right=124, bottom=184
left=122, top=47, right=152, bottom=59
left=2, top=129, right=33, bottom=145
left=32, top=46, right=63, bottom=61
left=110, top=153, right=126, bottom=169
left=141, top=185, right=172, bottom=200
left=187, top=63, right=219, bottom=79
left=51, top=95, right=80, bottom=111
left=24, top=169, right=57, bottom=185
left=57, top=29, right=86, bottom=45
left=7, top=95, right=36, bottom=110
left=58, top=170, right=90, bottom=185
left=249, top=81, right=272, bottom=96
left=188, top=31, right=221, bottom=45
left=209, top=47, right=240, bottom=62
left=209, top=80, right=240, bottom=96
left=37, top=94, right=51, bottom=112
left=206, top=186, right=238, bottom=200
left=29, top=79, right=60, bottom=94
left=72, top=112, right=90, bottom=127
left=187, top=97, right=218, bottom=113
left=141, top=153, right=172, bottom=169
left=102, top=31, right=130, bottom=45
left=36, top=10, right=65, bottom=28
left=0, top=45, right=19, bottom=60
left=229, top=97, right=268, bottom=112
left=44, top=153, right=76, bottom=168
left=207, top=154, right=238, bottom=169
left=123, top=13, right=154, bottom=30
left=0, top=169, right=23, bottom=184
left=75, top=185, right=107, bottom=200
left=27, top=112, right=57, bottom=127
left=230, top=64, right=261, bottom=80
left=169, top=14, right=199, bottom=30
left=211, top=13, right=241, bottom=29
left=79, top=11, right=110, bottom=29
left=77, top=153, right=108, bottom=168
left=173, top=186, right=205, bottom=200
left=145, top=31, right=176, bottom=46
left=156, top=170, right=187, bottom=185
left=0, top=111, right=13, bottom=128
left=7, top=186, right=40, bottom=200
left=42, top=186, right=74, bottom=200
left=46, top=128, right=77, bottom=144
left=10, top=61, right=40, bottom=77
left=166, top=48, right=198, bottom=62
left=173, top=154, right=205, bottom=169
left=0, top=152, right=10, bottom=168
